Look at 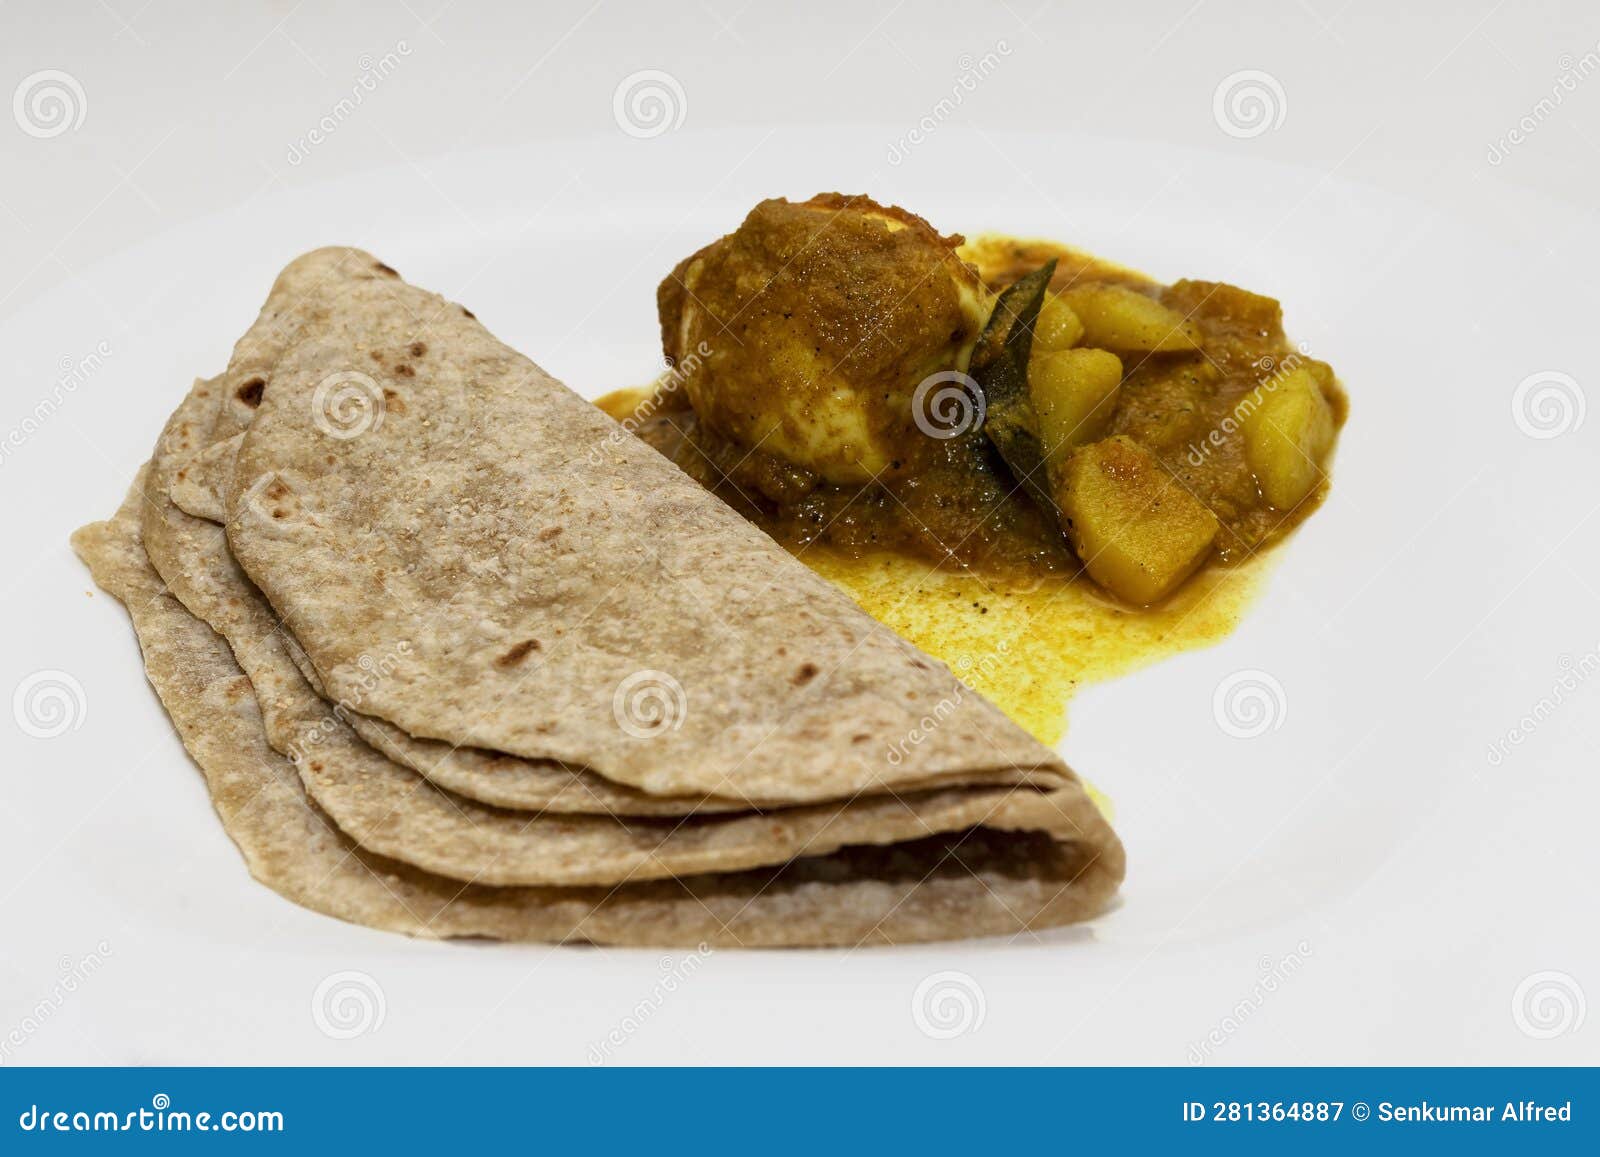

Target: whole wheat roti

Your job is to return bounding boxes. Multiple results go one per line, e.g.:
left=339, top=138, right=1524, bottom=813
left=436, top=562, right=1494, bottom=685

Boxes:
left=73, top=481, right=1124, bottom=946
left=169, top=431, right=240, bottom=522
left=222, top=250, right=1067, bottom=802
left=165, top=430, right=789, bottom=816
left=167, top=252, right=1060, bottom=813
left=165, top=248, right=378, bottom=502
left=142, top=383, right=1109, bottom=888
left=159, top=361, right=758, bottom=816
left=154, top=277, right=764, bottom=817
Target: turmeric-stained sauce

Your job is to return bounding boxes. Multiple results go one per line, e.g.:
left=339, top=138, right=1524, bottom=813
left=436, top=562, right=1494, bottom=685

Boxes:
left=599, top=230, right=1342, bottom=755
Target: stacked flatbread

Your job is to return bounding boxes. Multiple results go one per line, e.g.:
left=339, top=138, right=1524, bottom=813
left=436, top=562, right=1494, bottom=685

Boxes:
left=72, top=249, right=1124, bottom=946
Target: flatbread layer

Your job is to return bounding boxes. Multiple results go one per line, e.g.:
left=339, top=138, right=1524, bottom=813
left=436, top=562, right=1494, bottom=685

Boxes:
left=143, top=381, right=1112, bottom=887
left=73, top=481, right=1124, bottom=946
left=222, top=249, right=1069, bottom=802
left=164, top=252, right=1057, bottom=813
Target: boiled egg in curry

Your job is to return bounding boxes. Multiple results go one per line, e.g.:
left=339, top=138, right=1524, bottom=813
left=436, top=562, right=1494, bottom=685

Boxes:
left=657, top=194, right=991, bottom=484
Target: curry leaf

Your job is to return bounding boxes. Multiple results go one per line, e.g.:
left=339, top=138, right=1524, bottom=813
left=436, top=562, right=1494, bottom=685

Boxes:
left=969, top=260, right=1058, bottom=519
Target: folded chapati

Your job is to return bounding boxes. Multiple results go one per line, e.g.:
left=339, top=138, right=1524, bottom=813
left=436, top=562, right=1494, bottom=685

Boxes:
left=219, top=250, right=1067, bottom=803
left=157, top=251, right=1057, bottom=815
left=75, top=481, right=1122, bottom=945
left=146, top=378, right=1094, bottom=887
left=72, top=247, right=1125, bottom=945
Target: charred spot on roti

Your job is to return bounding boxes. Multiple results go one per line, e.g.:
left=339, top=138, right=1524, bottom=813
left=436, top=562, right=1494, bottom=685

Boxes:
left=793, top=662, right=819, bottom=686
left=373, top=261, right=400, bottom=278
left=382, top=389, right=406, bottom=414
left=495, top=639, right=541, bottom=667
left=394, top=363, right=415, bottom=377
left=410, top=341, right=428, bottom=358
left=236, top=377, right=266, bottom=407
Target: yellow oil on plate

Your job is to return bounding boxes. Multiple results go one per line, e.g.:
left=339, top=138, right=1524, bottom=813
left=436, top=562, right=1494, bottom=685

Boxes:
left=800, top=546, right=1278, bottom=812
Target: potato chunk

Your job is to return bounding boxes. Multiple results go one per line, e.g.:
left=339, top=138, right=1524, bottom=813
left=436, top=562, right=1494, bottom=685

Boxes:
left=1030, top=348, right=1124, bottom=469
left=1057, top=436, right=1219, bottom=605
left=1237, top=366, right=1336, bottom=509
left=1058, top=283, right=1201, bottom=352
left=1033, top=293, right=1084, bottom=351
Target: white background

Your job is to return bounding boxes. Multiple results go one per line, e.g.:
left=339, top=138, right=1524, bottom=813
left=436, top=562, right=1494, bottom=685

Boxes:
left=2, top=0, right=1597, bottom=1065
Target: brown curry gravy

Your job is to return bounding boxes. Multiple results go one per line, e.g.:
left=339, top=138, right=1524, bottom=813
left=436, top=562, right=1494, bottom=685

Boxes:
left=600, top=235, right=1344, bottom=754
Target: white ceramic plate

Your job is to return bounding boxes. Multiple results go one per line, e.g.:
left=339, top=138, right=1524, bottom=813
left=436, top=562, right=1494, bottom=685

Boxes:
left=2, top=126, right=1595, bottom=1065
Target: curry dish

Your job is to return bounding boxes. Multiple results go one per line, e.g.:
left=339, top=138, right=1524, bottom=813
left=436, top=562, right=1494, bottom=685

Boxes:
left=605, top=194, right=1345, bottom=612
left=604, top=193, right=1351, bottom=756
